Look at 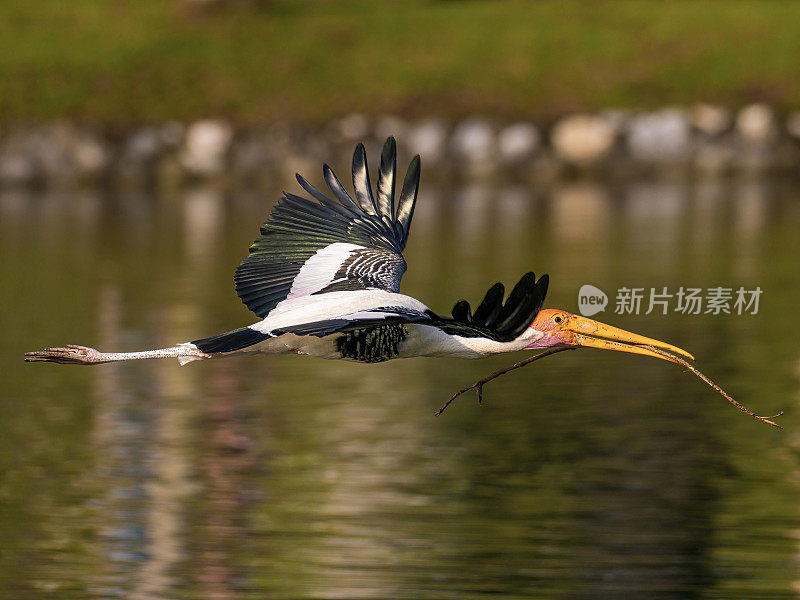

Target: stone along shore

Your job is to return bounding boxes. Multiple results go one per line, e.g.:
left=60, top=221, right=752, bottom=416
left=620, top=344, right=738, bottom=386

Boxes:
left=2, top=104, right=800, bottom=187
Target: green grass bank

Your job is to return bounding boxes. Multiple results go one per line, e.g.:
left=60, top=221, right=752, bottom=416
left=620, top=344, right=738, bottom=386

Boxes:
left=2, top=1, right=800, bottom=126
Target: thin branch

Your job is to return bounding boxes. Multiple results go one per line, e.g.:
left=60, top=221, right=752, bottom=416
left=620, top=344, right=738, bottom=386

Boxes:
left=436, top=344, right=783, bottom=431
left=637, top=344, right=783, bottom=430
left=435, top=347, right=574, bottom=416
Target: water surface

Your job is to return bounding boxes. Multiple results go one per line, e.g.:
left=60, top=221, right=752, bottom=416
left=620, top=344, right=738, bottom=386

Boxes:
left=2, top=170, right=800, bottom=599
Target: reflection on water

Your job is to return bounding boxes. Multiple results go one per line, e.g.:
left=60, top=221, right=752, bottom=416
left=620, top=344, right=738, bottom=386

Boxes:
left=2, top=166, right=800, bottom=599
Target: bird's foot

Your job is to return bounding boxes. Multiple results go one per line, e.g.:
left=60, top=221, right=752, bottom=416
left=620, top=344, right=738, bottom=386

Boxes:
left=25, top=345, right=105, bottom=365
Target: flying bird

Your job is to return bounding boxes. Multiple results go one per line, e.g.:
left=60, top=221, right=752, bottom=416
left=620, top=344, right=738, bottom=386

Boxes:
left=25, top=138, right=693, bottom=370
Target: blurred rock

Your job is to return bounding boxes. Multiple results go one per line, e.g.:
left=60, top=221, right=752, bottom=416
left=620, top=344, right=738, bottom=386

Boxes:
left=0, top=132, right=36, bottom=184
left=118, top=128, right=162, bottom=181
left=691, top=104, right=730, bottom=137
left=551, top=114, right=615, bottom=165
left=0, top=154, right=35, bottom=184
left=2, top=108, right=800, bottom=186
left=123, top=128, right=162, bottom=164
left=4, top=124, right=109, bottom=182
left=180, top=120, right=233, bottom=175
left=72, top=134, right=110, bottom=177
left=786, top=111, right=800, bottom=140
left=498, top=123, right=540, bottom=163
left=28, top=124, right=75, bottom=180
left=408, top=119, right=447, bottom=165
left=626, top=109, right=691, bottom=163
left=736, top=104, right=776, bottom=146
left=451, top=119, right=495, bottom=162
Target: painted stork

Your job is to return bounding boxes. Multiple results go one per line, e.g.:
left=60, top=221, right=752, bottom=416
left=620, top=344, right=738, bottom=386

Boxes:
left=25, top=137, right=693, bottom=369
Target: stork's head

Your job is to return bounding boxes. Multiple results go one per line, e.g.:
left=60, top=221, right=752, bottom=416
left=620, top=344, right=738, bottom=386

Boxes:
left=525, top=309, right=694, bottom=364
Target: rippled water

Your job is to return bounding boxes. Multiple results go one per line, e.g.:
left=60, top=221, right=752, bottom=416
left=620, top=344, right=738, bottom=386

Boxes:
left=2, top=169, right=800, bottom=599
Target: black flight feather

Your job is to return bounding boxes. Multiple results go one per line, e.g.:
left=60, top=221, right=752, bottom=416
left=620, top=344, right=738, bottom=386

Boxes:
left=352, top=143, right=378, bottom=216
left=295, top=174, right=360, bottom=218
left=395, top=155, right=420, bottom=245
left=451, top=300, right=472, bottom=322
left=532, top=274, right=549, bottom=314
left=323, top=164, right=360, bottom=211
left=433, top=273, right=549, bottom=342
left=472, top=282, right=505, bottom=327
left=376, top=137, right=396, bottom=229
left=494, top=272, right=538, bottom=333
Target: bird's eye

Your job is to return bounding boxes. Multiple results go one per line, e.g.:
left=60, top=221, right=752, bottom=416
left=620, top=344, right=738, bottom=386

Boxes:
left=554, top=316, right=563, bottom=324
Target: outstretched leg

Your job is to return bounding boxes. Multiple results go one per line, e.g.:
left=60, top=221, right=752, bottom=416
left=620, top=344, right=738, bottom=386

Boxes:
left=25, top=343, right=211, bottom=365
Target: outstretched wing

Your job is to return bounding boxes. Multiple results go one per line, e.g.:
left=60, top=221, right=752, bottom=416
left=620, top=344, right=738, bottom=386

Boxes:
left=235, top=137, right=421, bottom=319
left=432, top=272, right=550, bottom=342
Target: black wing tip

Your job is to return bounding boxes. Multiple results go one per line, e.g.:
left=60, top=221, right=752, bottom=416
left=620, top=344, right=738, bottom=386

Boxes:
left=532, top=273, right=549, bottom=313
left=400, top=154, right=421, bottom=190
left=353, top=139, right=397, bottom=160
left=376, top=137, right=398, bottom=222
left=472, top=281, right=505, bottom=326
left=351, top=141, right=377, bottom=214
left=402, top=155, right=421, bottom=198
left=396, top=154, right=421, bottom=245
left=451, top=299, right=472, bottom=321
left=352, top=142, right=368, bottom=170
left=381, top=137, right=397, bottom=166
left=492, top=272, right=541, bottom=337
left=407, top=154, right=421, bottom=175
left=445, top=271, right=550, bottom=340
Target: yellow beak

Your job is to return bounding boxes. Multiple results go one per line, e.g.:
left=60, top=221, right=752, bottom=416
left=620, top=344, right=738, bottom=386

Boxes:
left=560, top=314, right=695, bottom=364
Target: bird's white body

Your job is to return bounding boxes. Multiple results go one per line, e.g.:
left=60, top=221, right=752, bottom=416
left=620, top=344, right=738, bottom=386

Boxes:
left=180, top=289, right=545, bottom=364
left=185, top=323, right=543, bottom=362
left=252, top=290, right=428, bottom=334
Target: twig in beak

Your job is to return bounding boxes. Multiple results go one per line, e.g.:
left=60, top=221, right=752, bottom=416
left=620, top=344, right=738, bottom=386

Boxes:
left=435, top=347, right=574, bottom=416
left=637, top=344, right=783, bottom=430
left=437, top=344, right=782, bottom=430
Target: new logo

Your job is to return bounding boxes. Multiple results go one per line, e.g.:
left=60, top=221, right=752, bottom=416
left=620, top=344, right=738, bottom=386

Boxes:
left=578, top=284, right=608, bottom=316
